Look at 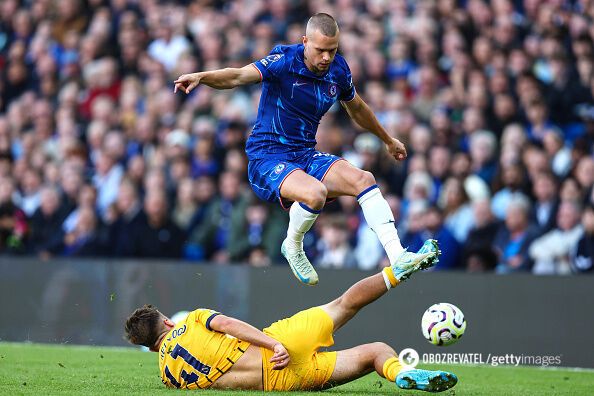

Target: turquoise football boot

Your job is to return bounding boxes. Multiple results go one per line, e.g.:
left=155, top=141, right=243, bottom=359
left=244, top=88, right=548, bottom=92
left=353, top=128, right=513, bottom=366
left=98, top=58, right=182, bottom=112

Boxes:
left=396, top=369, right=458, bottom=392
left=391, top=239, right=441, bottom=282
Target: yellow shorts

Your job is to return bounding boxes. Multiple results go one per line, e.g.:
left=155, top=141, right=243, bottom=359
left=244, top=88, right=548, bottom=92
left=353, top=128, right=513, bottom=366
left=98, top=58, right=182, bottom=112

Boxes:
left=261, top=307, right=337, bottom=391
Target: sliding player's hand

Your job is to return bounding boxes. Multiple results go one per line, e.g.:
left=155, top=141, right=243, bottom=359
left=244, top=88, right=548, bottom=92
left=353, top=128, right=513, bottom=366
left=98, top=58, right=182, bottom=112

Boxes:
left=386, top=137, right=407, bottom=161
left=270, top=343, right=290, bottom=370
left=174, top=73, right=202, bottom=94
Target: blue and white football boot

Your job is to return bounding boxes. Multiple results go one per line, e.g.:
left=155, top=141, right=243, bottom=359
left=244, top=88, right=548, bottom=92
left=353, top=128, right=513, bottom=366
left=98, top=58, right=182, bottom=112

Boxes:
left=281, top=239, right=319, bottom=286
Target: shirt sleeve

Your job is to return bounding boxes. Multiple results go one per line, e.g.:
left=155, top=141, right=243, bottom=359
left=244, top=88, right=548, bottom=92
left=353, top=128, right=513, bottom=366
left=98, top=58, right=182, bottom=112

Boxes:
left=338, top=61, right=356, bottom=102
left=193, top=308, right=220, bottom=331
left=252, top=45, right=287, bottom=82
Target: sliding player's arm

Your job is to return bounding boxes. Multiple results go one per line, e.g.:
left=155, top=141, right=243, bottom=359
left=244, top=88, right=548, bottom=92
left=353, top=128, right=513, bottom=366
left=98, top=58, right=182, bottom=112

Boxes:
left=209, top=314, right=290, bottom=370
left=341, top=93, right=407, bottom=161
left=174, top=64, right=261, bottom=93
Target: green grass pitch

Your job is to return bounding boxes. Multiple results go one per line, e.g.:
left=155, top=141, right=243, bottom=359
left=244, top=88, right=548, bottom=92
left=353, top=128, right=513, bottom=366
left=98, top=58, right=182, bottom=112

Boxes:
left=1, top=342, right=593, bottom=395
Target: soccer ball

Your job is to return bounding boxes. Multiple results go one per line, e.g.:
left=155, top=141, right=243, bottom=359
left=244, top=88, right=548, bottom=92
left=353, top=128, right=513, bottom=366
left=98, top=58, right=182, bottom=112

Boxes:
left=421, top=303, right=466, bottom=346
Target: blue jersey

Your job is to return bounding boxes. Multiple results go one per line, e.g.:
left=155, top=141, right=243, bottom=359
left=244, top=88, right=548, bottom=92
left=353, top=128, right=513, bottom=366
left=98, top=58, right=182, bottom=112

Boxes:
left=246, top=44, right=356, bottom=161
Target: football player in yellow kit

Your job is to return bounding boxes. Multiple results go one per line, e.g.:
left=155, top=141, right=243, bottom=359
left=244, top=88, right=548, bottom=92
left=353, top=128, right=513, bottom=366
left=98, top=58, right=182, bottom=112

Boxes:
left=125, top=249, right=458, bottom=392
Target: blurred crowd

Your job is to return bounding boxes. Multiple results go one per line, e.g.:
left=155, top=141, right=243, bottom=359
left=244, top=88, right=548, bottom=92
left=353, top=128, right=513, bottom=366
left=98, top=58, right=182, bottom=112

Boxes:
left=0, top=0, right=593, bottom=274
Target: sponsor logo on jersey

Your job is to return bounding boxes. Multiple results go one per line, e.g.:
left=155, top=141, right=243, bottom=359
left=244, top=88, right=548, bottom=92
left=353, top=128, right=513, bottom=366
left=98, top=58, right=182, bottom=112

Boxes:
left=260, top=54, right=283, bottom=67
left=266, top=54, right=283, bottom=62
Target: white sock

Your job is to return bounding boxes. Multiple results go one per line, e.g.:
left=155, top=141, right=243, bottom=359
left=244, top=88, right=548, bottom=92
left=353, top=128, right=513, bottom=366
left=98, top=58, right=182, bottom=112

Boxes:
left=285, top=202, right=320, bottom=253
left=357, top=185, right=404, bottom=265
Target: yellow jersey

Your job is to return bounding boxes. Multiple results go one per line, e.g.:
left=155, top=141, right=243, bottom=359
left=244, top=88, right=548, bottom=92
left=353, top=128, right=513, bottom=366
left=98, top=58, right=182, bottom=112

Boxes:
left=158, top=308, right=249, bottom=389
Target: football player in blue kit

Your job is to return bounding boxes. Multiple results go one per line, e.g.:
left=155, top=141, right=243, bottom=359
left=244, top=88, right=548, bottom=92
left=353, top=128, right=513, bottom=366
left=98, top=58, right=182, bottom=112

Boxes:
left=174, top=13, right=440, bottom=286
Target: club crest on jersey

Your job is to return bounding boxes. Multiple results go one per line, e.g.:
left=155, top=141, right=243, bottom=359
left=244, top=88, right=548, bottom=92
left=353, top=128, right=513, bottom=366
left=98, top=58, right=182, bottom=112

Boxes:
left=328, top=84, right=337, bottom=97
left=274, top=163, right=286, bottom=174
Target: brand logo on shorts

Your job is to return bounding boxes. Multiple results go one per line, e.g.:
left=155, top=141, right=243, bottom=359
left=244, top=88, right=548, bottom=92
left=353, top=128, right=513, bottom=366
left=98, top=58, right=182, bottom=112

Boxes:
left=329, top=84, right=337, bottom=97
left=274, top=163, right=286, bottom=174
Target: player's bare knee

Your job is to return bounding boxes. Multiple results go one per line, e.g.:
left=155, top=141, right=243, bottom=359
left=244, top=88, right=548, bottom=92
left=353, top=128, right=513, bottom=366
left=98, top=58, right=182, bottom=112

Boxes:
left=369, top=342, right=395, bottom=357
left=333, top=295, right=357, bottom=315
left=354, top=170, right=376, bottom=192
left=304, top=183, right=327, bottom=209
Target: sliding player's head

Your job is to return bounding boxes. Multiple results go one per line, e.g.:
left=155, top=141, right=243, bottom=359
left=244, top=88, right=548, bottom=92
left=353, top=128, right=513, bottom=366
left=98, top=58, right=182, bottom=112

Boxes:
left=303, top=13, right=339, bottom=74
left=125, top=304, right=174, bottom=351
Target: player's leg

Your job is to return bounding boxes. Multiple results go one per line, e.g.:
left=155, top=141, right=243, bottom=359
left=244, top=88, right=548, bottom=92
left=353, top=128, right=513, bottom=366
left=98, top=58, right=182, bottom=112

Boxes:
left=279, top=170, right=327, bottom=285
left=322, top=160, right=405, bottom=263
left=320, top=272, right=388, bottom=331
left=325, top=342, right=398, bottom=387
left=320, top=269, right=437, bottom=332
left=247, top=158, right=324, bottom=285
left=326, top=344, right=458, bottom=393
left=279, top=169, right=328, bottom=211
left=322, top=159, right=440, bottom=277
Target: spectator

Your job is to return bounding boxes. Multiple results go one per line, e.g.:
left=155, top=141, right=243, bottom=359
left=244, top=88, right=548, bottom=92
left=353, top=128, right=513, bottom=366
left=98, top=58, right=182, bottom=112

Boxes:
left=491, top=162, right=529, bottom=220
left=428, top=146, right=451, bottom=203
left=572, top=203, right=594, bottom=273
left=248, top=245, right=272, bottom=267
left=315, top=215, right=357, bottom=269
left=59, top=206, right=108, bottom=257
left=469, top=130, right=498, bottom=185
left=123, top=189, right=184, bottom=259
left=493, top=195, right=539, bottom=273
left=188, top=171, right=250, bottom=262
left=147, top=16, right=190, bottom=72
left=108, top=180, right=144, bottom=257
left=439, top=177, right=474, bottom=243
left=463, top=199, right=500, bottom=272
left=17, top=168, right=42, bottom=217
left=0, top=177, right=27, bottom=253
left=191, top=135, right=219, bottom=178
left=171, top=177, right=198, bottom=233
left=62, top=183, right=97, bottom=234
left=573, top=156, right=594, bottom=196
left=228, top=201, right=285, bottom=263
left=529, top=200, right=584, bottom=275
left=93, top=149, right=124, bottom=218
left=542, top=128, right=572, bottom=177
left=530, top=171, right=560, bottom=236
left=28, top=186, right=69, bottom=256
left=59, top=165, right=84, bottom=213
left=404, top=205, right=460, bottom=270
left=185, top=175, right=217, bottom=238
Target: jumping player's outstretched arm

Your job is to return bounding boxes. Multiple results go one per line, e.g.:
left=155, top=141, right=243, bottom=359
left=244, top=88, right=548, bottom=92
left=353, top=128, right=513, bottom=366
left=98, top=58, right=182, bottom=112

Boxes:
left=174, top=64, right=261, bottom=93
left=209, top=314, right=290, bottom=370
left=341, top=93, right=407, bottom=161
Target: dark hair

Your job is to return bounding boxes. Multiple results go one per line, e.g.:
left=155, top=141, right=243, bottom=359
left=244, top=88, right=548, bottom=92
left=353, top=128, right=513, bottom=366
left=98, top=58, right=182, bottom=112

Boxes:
left=124, top=304, right=164, bottom=348
left=307, top=13, right=339, bottom=37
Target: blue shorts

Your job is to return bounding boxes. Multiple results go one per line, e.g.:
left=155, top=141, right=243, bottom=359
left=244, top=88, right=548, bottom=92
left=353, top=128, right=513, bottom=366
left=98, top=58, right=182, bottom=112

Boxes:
left=248, top=150, right=343, bottom=209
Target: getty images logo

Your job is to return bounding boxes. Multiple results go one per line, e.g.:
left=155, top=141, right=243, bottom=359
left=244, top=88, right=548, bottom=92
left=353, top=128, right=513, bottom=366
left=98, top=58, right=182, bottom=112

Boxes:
left=398, top=348, right=420, bottom=370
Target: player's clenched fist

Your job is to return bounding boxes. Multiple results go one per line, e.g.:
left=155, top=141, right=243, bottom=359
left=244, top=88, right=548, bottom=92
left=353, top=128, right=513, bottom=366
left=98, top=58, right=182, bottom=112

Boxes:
left=386, top=137, right=407, bottom=161
left=174, top=73, right=202, bottom=94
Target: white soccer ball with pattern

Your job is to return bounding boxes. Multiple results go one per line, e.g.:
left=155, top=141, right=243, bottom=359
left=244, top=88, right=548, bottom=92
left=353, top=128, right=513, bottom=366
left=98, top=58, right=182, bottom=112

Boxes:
left=421, top=303, right=466, bottom=346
